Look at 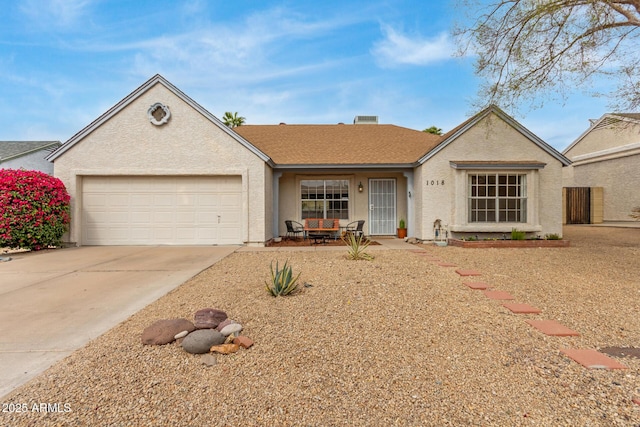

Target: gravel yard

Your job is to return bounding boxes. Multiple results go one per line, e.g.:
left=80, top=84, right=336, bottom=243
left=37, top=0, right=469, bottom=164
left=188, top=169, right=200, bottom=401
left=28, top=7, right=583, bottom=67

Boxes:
left=2, top=225, right=639, bottom=426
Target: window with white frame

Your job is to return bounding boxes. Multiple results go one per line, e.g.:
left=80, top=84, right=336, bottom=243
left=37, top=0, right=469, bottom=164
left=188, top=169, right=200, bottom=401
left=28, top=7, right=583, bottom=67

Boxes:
left=468, top=173, right=527, bottom=222
left=301, top=179, right=349, bottom=219
left=300, top=179, right=349, bottom=219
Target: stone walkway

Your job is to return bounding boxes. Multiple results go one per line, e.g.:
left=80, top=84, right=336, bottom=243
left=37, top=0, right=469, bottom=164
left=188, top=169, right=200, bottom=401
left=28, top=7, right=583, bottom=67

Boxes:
left=407, top=245, right=638, bottom=408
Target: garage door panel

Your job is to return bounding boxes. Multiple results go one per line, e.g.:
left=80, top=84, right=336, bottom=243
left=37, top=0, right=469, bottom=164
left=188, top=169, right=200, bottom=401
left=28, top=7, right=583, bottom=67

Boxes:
left=82, top=176, right=242, bottom=245
left=131, top=211, right=151, bottom=223
left=177, top=194, right=197, bottom=206
left=131, top=195, right=153, bottom=206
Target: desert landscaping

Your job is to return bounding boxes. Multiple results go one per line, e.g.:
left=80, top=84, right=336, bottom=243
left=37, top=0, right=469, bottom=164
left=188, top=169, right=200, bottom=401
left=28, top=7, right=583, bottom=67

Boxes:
left=2, top=225, right=639, bottom=426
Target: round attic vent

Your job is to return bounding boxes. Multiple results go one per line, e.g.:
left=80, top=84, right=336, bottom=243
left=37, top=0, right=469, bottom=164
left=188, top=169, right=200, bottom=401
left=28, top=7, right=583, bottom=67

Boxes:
left=148, top=103, right=171, bottom=126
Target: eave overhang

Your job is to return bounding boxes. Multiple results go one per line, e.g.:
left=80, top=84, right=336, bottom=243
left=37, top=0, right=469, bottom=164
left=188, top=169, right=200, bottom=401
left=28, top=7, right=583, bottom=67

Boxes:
left=449, top=160, right=546, bottom=170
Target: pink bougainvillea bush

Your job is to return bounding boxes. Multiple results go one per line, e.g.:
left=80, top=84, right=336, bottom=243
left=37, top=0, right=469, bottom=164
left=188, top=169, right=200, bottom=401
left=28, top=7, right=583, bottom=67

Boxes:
left=0, top=169, right=70, bottom=250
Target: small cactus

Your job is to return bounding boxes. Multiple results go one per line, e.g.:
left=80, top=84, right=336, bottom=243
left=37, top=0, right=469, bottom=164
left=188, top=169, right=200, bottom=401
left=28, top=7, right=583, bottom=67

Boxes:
left=266, top=260, right=301, bottom=296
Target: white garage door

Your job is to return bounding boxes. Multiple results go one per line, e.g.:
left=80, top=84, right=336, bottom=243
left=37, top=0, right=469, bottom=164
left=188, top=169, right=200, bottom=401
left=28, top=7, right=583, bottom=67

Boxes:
left=82, top=176, right=242, bottom=245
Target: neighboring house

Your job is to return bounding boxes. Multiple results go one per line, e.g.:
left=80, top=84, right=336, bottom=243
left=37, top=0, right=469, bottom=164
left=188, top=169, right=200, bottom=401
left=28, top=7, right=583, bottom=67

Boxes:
left=47, top=74, right=570, bottom=246
left=562, top=113, right=640, bottom=223
left=0, top=141, right=61, bottom=174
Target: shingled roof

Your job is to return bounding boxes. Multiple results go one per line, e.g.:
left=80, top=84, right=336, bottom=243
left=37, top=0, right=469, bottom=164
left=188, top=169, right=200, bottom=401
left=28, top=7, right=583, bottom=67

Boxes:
left=0, top=141, right=61, bottom=162
left=234, top=124, right=442, bottom=166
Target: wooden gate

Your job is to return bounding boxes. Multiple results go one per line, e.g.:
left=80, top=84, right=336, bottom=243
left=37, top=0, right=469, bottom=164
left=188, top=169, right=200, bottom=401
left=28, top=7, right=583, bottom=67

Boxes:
left=565, top=187, right=591, bottom=224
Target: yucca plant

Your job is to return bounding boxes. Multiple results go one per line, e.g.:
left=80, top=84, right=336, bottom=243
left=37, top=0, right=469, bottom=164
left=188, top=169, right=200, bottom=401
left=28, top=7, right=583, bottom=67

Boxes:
left=342, top=232, right=374, bottom=261
left=265, top=260, right=301, bottom=296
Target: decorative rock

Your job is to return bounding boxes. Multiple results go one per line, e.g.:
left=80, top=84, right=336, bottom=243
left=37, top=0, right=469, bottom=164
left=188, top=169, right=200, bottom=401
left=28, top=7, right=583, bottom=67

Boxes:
left=181, top=329, right=226, bottom=354
left=174, top=330, right=189, bottom=339
left=141, top=318, right=195, bottom=345
left=201, top=354, right=217, bottom=366
left=210, top=343, right=240, bottom=354
left=194, top=308, right=227, bottom=329
left=215, top=318, right=235, bottom=332
left=233, top=336, right=254, bottom=349
left=220, top=323, right=243, bottom=336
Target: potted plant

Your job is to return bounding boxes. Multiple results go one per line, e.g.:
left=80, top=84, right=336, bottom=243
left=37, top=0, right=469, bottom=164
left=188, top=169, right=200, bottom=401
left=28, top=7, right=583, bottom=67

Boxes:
left=397, top=219, right=407, bottom=239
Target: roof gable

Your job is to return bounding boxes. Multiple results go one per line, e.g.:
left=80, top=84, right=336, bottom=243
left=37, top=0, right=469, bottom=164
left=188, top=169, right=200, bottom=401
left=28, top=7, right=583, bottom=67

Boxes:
left=47, top=75, right=272, bottom=164
left=0, top=141, right=60, bottom=163
left=562, top=112, right=640, bottom=155
left=418, top=105, right=571, bottom=166
left=234, top=124, right=442, bottom=167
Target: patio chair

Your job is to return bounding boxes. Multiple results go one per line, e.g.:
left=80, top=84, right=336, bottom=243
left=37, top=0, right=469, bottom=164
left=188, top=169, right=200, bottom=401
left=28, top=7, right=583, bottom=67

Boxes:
left=284, top=220, right=304, bottom=240
left=345, top=220, right=365, bottom=238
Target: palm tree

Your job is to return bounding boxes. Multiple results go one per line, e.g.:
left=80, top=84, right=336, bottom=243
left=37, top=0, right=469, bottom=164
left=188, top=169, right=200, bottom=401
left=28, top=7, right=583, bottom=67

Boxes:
left=423, top=126, right=443, bottom=135
left=222, top=112, right=246, bottom=128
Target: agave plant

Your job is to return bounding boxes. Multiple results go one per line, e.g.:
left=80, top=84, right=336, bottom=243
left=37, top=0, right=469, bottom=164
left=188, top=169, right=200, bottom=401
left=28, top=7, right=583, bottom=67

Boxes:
left=265, top=260, right=301, bottom=296
left=342, top=232, right=374, bottom=261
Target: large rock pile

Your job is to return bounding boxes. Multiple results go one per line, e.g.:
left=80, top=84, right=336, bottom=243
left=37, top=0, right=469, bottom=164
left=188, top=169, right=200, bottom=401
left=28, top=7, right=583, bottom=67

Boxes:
left=141, top=308, right=253, bottom=359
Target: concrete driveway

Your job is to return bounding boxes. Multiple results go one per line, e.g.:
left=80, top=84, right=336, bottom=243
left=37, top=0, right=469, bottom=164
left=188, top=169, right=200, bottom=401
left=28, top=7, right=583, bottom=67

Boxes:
left=0, top=245, right=238, bottom=398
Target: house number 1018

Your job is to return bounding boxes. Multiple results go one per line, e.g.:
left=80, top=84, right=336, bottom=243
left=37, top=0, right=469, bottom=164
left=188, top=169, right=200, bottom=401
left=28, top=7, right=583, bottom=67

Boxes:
left=426, top=180, right=445, bottom=186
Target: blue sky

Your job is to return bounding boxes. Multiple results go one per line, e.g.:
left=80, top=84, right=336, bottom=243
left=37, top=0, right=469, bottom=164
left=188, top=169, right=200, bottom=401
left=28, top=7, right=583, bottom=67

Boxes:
left=0, top=0, right=614, bottom=151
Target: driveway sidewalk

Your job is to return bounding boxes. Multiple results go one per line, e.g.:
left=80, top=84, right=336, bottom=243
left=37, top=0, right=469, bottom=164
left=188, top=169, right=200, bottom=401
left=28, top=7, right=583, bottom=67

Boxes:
left=0, top=245, right=238, bottom=399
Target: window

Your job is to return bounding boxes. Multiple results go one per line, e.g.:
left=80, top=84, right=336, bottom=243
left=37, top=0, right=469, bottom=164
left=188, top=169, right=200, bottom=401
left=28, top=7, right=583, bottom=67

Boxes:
left=468, top=174, right=526, bottom=222
left=301, top=179, right=349, bottom=219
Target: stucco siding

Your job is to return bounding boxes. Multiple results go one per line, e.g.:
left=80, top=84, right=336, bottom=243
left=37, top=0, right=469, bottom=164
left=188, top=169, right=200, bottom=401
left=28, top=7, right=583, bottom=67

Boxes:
left=1, top=151, right=54, bottom=174
left=53, top=83, right=268, bottom=245
left=275, top=171, right=408, bottom=237
left=563, top=154, right=639, bottom=221
left=417, top=113, right=564, bottom=240
left=565, top=121, right=640, bottom=158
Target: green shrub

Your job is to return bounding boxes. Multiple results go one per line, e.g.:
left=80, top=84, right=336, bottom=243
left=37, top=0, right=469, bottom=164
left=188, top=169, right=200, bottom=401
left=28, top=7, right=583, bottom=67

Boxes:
left=342, top=233, right=374, bottom=261
left=511, top=228, right=526, bottom=240
left=399, top=218, right=406, bottom=229
left=0, top=169, right=70, bottom=250
left=545, top=233, right=561, bottom=240
left=265, top=260, right=301, bottom=296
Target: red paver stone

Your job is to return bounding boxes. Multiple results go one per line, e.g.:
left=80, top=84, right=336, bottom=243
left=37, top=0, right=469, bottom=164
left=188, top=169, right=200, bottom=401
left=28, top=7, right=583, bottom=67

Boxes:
left=633, top=397, right=640, bottom=406
left=502, top=303, right=541, bottom=314
left=455, top=269, right=482, bottom=276
left=526, top=320, right=579, bottom=336
left=233, top=336, right=254, bottom=349
left=437, top=262, right=457, bottom=267
left=560, top=349, right=628, bottom=370
left=463, top=282, right=490, bottom=290
left=483, top=290, right=514, bottom=300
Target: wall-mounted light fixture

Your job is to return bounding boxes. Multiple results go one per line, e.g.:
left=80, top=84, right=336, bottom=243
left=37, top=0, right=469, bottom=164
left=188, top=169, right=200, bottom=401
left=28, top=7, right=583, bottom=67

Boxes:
left=358, top=182, right=364, bottom=192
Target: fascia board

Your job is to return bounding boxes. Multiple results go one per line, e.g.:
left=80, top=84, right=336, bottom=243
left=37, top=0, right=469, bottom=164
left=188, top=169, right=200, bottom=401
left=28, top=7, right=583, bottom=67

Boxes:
left=562, top=113, right=640, bottom=155
left=449, top=161, right=546, bottom=170
left=571, top=141, right=640, bottom=165
left=490, top=107, right=571, bottom=166
left=47, top=75, right=273, bottom=165
left=2, top=142, right=60, bottom=162
left=273, top=163, right=415, bottom=170
left=419, top=106, right=571, bottom=166
left=417, top=109, right=492, bottom=164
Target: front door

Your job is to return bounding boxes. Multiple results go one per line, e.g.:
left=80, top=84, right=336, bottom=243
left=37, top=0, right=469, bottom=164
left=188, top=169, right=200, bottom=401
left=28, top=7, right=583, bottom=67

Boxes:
left=368, top=178, right=396, bottom=235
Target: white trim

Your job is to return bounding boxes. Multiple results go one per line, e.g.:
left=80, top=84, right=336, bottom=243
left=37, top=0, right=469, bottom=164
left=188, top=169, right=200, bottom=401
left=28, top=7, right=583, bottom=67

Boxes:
left=147, top=102, right=171, bottom=126
left=570, top=141, right=640, bottom=165
left=47, top=74, right=273, bottom=166
left=419, top=105, right=571, bottom=166
left=562, top=113, right=640, bottom=155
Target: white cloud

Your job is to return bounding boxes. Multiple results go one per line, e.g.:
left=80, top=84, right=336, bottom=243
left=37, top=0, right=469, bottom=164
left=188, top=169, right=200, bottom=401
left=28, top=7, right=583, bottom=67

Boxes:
left=371, top=25, right=455, bottom=67
left=20, top=0, right=93, bottom=28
